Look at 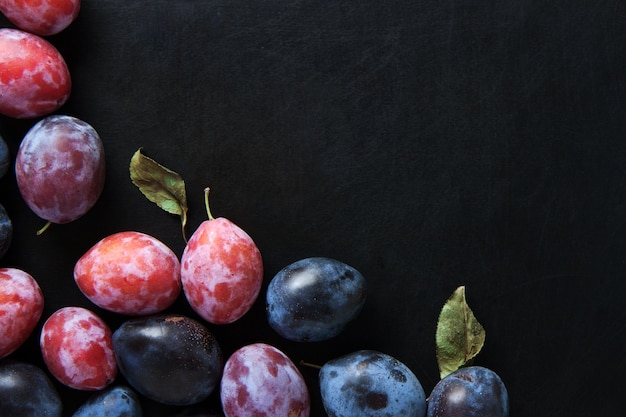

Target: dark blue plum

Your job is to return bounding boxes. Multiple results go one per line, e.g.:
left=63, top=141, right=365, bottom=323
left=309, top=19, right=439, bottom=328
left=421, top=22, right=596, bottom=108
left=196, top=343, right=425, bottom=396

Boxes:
left=0, top=135, right=9, bottom=179
left=0, top=360, right=62, bottom=417
left=319, top=350, right=426, bottom=417
left=72, top=385, right=142, bottom=417
left=426, top=366, right=509, bottom=417
left=0, top=204, right=11, bottom=259
left=112, top=314, right=223, bottom=406
left=266, top=257, right=367, bottom=342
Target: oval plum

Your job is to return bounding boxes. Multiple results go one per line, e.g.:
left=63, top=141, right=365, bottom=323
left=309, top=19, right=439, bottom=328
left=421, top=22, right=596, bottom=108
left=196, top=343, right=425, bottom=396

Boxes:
left=0, top=0, right=81, bottom=36
left=40, top=306, right=117, bottom=390
left=74, top=231, right=181, bottom=315
left=15, top=115, right=105, bottom=226
left=220, top=343, right=310, bottom=417
left=113, top=314, right=223, bottom=406
left=0, top=267, right=44, bottom=359
left=266, top=257, right=367, bottom=342
left=0, top=28, right=71, bottom=119
left=0, top=360, right=62, bottom=416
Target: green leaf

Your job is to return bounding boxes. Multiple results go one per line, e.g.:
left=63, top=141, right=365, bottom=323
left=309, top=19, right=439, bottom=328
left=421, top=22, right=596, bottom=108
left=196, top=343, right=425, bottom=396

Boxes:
left=129, top=148, right=188, bottom=240
left=435, top=286, right=486, bottom=379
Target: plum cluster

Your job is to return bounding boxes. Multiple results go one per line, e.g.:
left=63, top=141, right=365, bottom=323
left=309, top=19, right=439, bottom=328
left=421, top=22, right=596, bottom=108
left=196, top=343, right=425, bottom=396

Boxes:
left=0, top=3, right=510, bottom=417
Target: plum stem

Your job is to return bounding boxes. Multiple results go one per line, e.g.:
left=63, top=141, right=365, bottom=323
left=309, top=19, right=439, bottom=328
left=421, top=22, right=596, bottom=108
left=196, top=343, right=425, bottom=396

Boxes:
left=204, top=187, right=215, bottom=220
left=300, top=360, right=322, bottom=370
left=36, top=221, right=52, bottom=235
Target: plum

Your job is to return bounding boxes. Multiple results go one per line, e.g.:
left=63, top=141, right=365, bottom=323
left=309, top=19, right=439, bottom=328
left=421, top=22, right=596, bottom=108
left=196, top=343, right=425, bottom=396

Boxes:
left=0, top=0, right=81, bottom=36
left=15, top=115, right=105, bottom=231
left=266, top=257, right=367, bottom=342
left=220, top=343, right=310, bottom=417
left=0, top=203, right=12, bottom=260
left=74, top=231, right=181, bottom=315
left=180, top=188, right=263, bottom=324
left=0, top=267, right=44, bottom=359
left=72, top=385, right=143, bottom=417
left=0, top=135, right=9, bottom=179
left=113, top=314, right=223, bottom=406
left=40, top=306, right=117, bottom=390
left=0, top=360, right=62, bottom=416
left=0, top=28, right=71, bottom=119
left=319, top=350, right=426, bottom=417
left=426, top=366, right=509, bottom=417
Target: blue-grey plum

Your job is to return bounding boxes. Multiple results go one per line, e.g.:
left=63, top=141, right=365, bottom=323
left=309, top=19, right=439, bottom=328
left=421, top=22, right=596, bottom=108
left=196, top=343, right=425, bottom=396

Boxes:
left=72, top=385, right=142, bottom=417
left=112, top=314, right=223, bottom=406
left=266, top=257, right=367, bottom=342
left=426, top=366, right=509, bottom=417
left=0, top=360, right=62, bottom=417
left=0, top=135, right=9, bottom=179
left=319, top=350, right=426, bottom=417
left=0, top=203, right=11, bottom=259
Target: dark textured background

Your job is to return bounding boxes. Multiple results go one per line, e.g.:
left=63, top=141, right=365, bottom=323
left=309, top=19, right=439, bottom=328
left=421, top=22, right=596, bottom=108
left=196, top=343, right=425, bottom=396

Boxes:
left=2, top=1, right=626, bottom=415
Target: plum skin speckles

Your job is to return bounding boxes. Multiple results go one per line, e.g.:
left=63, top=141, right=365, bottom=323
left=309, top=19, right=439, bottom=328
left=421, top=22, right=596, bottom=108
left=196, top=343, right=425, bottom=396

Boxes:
left=319, top=350, right=426, bottom=417
left=266, top=257, right=367, bottom=342
left=220, top=343, right=310, bottom=417
left=74, top=231, right=181, bottom=316
left=0, top=267, right=44, bottom=359
left=181, top=217, right=263, bottom=325
left=40, top=306, right=117, bottom=391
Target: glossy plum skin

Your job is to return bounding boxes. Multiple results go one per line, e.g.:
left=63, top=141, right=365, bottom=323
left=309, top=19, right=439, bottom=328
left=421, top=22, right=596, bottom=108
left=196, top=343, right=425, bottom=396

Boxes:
left=40, top=306, right=117, bottom=390
left=319, top=350, right=426, bottom=417
left=266, top=257, right=367, bottom=342
left=0, top=204, right=12, bottom=259
left=0, top=267, right=44, bottom=358
left=113, top=314, right=223, bottom=406
left=0, top=135, right=9, bottom=178
left=220, top=343, right=310, bottom=417
left=15, top=115, right=105, bottom=225
left=0, top=28, right=71, bottom=118
left=0, top=0, right=81, bottom=36
left=0, top=360, right=62, bottom=416
left=72, top=385, right=143, bottom=417
left=426, top=366, right=509, bottom=417
left=181, top=217, right=263, bottom=324
left=74, top=231, right=181, bottom=315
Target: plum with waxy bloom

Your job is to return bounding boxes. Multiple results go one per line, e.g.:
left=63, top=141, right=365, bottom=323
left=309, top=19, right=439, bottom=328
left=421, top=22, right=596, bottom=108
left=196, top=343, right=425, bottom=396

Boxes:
left=0, top=28, right=71, bottom=119
left=0, top=267, right=44, bottom=359
left=0, top=0, right=81, bottom=36
left=40, top=306, right=117, bottom=390
left=74, top=231, right=181, bottom=315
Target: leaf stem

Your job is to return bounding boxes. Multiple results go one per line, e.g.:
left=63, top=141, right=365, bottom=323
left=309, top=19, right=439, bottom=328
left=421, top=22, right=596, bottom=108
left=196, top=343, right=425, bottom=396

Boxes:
left=204, top=187, right=215, bottom=220
left=299, top=360, right=322, bottom=370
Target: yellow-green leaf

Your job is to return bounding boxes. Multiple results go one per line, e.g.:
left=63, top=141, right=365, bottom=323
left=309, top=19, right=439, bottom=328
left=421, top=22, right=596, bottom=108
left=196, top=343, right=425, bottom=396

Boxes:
left=435, top=286, right=486, bottom=379
left=129, top=148, right=188, bottom=240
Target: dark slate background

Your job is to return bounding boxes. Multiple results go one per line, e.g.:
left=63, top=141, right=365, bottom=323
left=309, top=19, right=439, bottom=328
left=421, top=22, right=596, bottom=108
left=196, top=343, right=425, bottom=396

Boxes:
left=2, top=1, right=626, bottom=415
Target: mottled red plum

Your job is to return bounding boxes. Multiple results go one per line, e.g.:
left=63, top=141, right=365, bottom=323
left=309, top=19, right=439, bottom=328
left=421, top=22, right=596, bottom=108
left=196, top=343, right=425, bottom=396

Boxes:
left=0, top=0, right=81, bottom=36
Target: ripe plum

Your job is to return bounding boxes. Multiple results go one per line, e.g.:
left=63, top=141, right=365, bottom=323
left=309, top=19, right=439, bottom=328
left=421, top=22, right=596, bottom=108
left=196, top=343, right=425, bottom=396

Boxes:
left=180, top=195, right=263, bottom=324
left=72, top=385, right=143, bottom=417
left=74, top=231, right=181, bottom=315
left=0, top=267, right=44, bottom=358
left=40, top=306, right=117, bottom=390
left=0, top=135, right=9, bottom=178
left=426, top=366, right=509, bottom=417
left=15, top=115, right=105, bottom=228
left=0, top=28, right=70, bottom=118
left=319, top=350, right=426, bottom=417
left=0, top=0, right=81, bottom=36
left=220, top=342, right=310, bottom=417
left=266, top=257, right=367, bottom=342
left=112, top=314, right=223, bottom=406
left=0, top=204, right=12, bottom=259
left=0, top=360, right=62, bottom=416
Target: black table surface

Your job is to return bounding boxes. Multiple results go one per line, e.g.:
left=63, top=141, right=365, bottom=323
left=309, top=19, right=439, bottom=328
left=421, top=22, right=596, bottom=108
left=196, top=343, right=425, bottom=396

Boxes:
left=2, top=1, right=625, bottom=415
